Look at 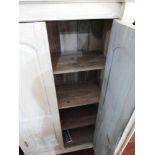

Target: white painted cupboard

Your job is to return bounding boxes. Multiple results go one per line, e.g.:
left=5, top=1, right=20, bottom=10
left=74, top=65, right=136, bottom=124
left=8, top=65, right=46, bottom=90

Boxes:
left=19, top=1, right=135, bottom=155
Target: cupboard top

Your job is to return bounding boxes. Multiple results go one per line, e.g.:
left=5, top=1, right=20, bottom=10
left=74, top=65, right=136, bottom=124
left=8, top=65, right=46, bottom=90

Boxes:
left=19, top=2, right=134, bottom=22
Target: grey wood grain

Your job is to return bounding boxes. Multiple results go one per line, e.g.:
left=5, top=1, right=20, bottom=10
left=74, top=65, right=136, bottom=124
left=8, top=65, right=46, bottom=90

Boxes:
left=94, top=20, right=135, bottom=155
left=51, top=51, right=105, bottom=74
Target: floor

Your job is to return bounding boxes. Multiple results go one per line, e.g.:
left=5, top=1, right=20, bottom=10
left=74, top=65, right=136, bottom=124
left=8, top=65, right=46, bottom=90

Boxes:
left=58, top=148, right=95, bottom=155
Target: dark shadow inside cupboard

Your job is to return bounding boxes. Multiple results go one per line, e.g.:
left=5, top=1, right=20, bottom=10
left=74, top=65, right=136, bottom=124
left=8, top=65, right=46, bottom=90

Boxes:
left=46, top=19, right=112, bottom=147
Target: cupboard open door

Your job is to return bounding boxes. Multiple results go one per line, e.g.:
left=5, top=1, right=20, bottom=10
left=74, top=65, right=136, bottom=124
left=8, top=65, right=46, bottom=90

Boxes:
left=94, top=19, right=135, bottom=155
left=19, top=22, right=62, bottom=154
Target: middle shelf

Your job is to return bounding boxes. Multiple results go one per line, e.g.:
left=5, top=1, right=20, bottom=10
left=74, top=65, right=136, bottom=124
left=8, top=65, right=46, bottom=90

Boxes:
left=51, top=51, right=106, bottom=74
left=56, top=83, right=100, bottom=109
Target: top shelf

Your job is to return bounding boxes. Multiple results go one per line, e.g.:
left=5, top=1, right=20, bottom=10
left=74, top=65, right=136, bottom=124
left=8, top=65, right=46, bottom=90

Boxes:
left=51, top=51, right=106, bottom=74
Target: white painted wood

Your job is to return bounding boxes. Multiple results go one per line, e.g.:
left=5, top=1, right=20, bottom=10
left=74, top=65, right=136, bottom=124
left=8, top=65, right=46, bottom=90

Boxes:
left=32, top=22, right=64, bottom=147
left=20, top=0, right=134, bottom=3
left=94, top=19, right=135, bottom=155
left=121, top=2, right=135, bottom=20
left=19, top=3, right=124, bottom=22
left=19, top=22, right=63, bottom=155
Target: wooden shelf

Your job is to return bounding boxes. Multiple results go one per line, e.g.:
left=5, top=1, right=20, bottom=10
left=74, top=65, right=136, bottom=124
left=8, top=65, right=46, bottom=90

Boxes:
left=63, top=126, right=94, bottom=147
left=57, top=83, right=100, bottom=109
left=60, top=105, right=97, bottom=130
left=51, top=51, right=106, bottom=74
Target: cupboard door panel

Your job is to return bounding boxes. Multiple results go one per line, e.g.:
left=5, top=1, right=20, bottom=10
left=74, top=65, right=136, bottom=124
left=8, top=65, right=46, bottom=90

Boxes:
left=94, top=20, right=135, bottom=155
left=19, top=22, right=62, bottom=154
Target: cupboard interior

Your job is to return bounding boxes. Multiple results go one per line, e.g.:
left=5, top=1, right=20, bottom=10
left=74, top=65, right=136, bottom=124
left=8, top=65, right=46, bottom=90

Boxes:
left=46, top=19, right=112, bottom=148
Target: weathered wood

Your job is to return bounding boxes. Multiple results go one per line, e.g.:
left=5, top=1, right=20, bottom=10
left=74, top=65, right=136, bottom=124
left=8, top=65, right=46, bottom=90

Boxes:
left=54, top=70, right=100, bottom=86
left=63, top=126, right=94, bottom=147
left=46, top=21, right=61, bottom=54
left=94, top=19, right=135, bottom=155
left=59, top=21, right=78, bottom=53
left=60, top=105, right=97, bottom=130
left=57, top=83, right=100, bottom=109
left=77, top=20, right=89, bottom=52
left=89, top=21, right=104, bottom=51
left=47, top=20, right=105, bottom=54
left=51, top=51, right=106, bottom=74
left=102, top=20, right=113, bottom=56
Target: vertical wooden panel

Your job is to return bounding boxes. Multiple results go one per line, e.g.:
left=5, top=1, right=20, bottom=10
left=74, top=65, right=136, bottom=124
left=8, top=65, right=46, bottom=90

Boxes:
left=46, top=21, right=61, bottom=54
left=59, top=21, right=77, bottom=53
left=94, top=20, right=135, bottom=155
left=89, top=21, right=104, bottom=51
left=77, top=20, right=89, bottom=52
left=54, top=70, right=101, bottom=86
left=102, top=20, right=113, bottom=56
left=47, top=20, right=106, bottom=55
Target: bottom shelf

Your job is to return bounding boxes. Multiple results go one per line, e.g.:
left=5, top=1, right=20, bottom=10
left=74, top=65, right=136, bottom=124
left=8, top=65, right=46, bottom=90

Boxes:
left=60, top=104, right=98, bottom=130
left=63, top=126, right=94, bottom=148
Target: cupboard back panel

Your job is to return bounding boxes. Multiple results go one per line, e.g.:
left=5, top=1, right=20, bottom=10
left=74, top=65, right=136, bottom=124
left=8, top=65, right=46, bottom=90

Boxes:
left=46, top=20, right=112, bottom=55
left=54, top=70, right=100, bottom=86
